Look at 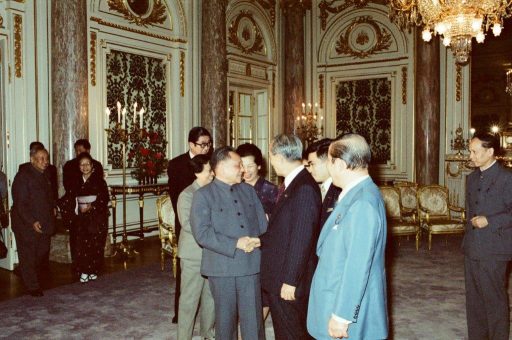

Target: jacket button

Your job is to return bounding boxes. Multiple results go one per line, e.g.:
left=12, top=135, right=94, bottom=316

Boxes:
left=240, top=225, right=244, bottom=228
left=237, top=212, right=241, bottom=216
left=234, top=200, right=238, bottom=203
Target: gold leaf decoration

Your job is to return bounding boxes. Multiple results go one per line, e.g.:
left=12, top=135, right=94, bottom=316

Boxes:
left=228, top=11, right=264, bottom=55
left=14, top=14, right=22, bottom=78
left=107, top=0, right=167, bottom=27
left=319, top=0, right=371, bottom=31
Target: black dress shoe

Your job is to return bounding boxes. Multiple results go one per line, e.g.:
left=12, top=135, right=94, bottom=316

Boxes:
left=28, top=289, right=44, bottom=297
left=171, top=315, right=178, bottom=324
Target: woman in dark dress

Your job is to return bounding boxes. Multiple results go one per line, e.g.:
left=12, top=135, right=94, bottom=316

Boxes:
left=59, top=152, right=109, bottom=283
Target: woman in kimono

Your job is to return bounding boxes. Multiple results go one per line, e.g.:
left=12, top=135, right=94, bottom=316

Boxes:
left=59, top=152, right=109, bottom=283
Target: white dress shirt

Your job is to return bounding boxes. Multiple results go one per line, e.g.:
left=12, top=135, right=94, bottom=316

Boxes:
left=284, top=165, right=305, bottom=189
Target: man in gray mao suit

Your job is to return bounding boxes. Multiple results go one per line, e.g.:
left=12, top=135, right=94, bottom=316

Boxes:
left=464, top=132, right=512, bottom=340
left=191, top=146, right=268, bottom=340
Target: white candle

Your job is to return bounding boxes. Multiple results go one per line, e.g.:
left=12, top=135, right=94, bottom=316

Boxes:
left=122, top=107, right=126, bottom=129
left=133, top=102, right=138, bottom=123
left=302, top=102, right=305, bottom=113
left=308, top=102, right=312, bottom=110
left=105, top=108, right=110, bottom=118
left=117, top=102, right=122, bottom=123
left=139, top=107, right=145, bottom=129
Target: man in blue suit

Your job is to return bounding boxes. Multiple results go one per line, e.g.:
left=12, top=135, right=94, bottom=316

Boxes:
left=307, top=134, right=388, bottom=339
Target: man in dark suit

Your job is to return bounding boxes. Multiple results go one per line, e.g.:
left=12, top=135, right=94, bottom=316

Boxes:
left=19, top=142, right=58, bottom=201
left=464, top=132, right=512, bottom=340
left=167, top=126, right=212, bottom=323
left=62, top=139, right=104, bottom=273
left=261, top=134, right=322, bottom=340
left=306, top=138, right=342, bottom=227
left=11, top=148, right=56, bottom=297
left=191, top=146, right=267, bottom=339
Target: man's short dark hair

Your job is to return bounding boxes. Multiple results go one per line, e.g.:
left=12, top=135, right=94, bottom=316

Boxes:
left=472, top=132, right=500, bottom=156
left=74, top=139, right=91, bottom=150
left=329, top=134, right=371, bottom=170
left=30, top=147, right=48, bottom=157
left=29, top=141, right=45, bottom=152
left=190, top=154, right=210, bottom=174
left=188, top=127, right=212, bottom=143
left=77, top=152, right=94, bottom=166
left=305, top=138, right=332, bottom=160
left=210, top=146, right=235, bottom=171
left=236, top=143, right=263, bottom=167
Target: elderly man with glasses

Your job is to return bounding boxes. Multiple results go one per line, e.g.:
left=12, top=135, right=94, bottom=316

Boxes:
left=167, top=126, right=212, bottom=324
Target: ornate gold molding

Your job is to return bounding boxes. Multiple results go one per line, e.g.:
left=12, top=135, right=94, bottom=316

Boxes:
left=335, top=16, right=392, bottom=59
left=456, top=64, right=462, bottom=102
left=90, top=32, right=97, bottom=86
left=253, top=0, right=276, bottom=26
left=14, top=14, right=22, bottom=78
left=272, top=72, right=275, bottom=108
left=319, top=0, right=370, bottom=30
left=90, top=17, right=187, bottom=43
left=107, top=0, right=167, bottom=27
left=228, top=11, right=265, bottom=55
left=401, top=67, right=407, bottom=104
left=319, top=74, right=324, bottom=109
left=179, top=51, right=185, bottom=97
left=0, top=15, right=4, bottom=28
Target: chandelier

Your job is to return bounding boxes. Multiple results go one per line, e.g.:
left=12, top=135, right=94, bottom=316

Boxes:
left=389, top=0, right=512, bottom=64
left=507, top=70, right=512, bottom=95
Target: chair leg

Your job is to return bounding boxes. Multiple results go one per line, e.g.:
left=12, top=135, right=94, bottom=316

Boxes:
left=428, top=232, right=432, bottom=251
left=161, top=250, right=165, bottom=271
left=415, top=231, right=420, bottom=251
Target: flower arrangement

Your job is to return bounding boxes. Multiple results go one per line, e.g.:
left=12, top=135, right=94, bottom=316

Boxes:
left=128, top=129, right=168, bottom=184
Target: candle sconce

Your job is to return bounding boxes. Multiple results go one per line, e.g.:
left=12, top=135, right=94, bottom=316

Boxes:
left=295, top=102, right=324, bottom=148
left=450, top=126, right=470, bottom=156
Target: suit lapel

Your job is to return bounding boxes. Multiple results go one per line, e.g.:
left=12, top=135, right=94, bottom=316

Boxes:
left=268, top=169, right=309, bottom=225
left=316, top=178, right=371, bottom=251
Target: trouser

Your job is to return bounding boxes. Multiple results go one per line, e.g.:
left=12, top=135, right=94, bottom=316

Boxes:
left=177, top=258, right=215, bottom=340
left=14, top=229, right=51, bottom=291
left=174, top=226, right=181, bottom=318
left=209, top=274, right=265, bottom=340
left=465, top=257, right=510, bottom=340
left=266, top=291, right=313, bottom=340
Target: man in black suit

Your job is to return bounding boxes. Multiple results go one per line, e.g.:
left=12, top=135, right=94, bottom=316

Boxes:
left=464, top=132, right=512, bottom=340
left=11, top=148, right=56, bottom=297
left=261, top=134, right=322, bottom=340
left=167, top=126, right=212, bottom=323
left=62, top=139, right=104, bottom=274
left=306, top=138, right=342, bottom=227
left=19, top=142, right=58, bottom=201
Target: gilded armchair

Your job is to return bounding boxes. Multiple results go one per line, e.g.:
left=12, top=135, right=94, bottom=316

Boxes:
left=156, top=194, right=177, bottom=276
left=394, top=181, right=418, bottom=217
left=417, top=185, right=465, bottom=250
left=380, top=186, right=421, bottom=250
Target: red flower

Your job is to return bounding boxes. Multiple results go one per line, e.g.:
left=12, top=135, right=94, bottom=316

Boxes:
left=140, top=148, right=150, bottom=157
left=154, top=152, right=163, bottom=159
left=146, top=160, right=155, bottom=169
left=128, top=151, right=135, bottom=159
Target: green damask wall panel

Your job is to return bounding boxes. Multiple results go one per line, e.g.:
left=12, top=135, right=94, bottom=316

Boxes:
left=335, top=78, right=391, bottom=164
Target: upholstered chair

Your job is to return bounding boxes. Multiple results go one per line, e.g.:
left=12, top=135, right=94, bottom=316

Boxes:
left=417, top=185, right=465, bottom=250
left=156, top=195, right=177, bottom=275
left=394, top=181, right=419, bottom=219
left=380, top=186, right=420, bottom=250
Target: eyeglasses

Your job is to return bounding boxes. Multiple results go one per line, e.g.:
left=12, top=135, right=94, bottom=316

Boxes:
left=193, top=142, right=212, bottom=149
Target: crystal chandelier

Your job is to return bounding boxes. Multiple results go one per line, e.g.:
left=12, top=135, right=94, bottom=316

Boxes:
left=389, top=0, right=512, bottom=64
left=507, top=70, right=512, bottom=95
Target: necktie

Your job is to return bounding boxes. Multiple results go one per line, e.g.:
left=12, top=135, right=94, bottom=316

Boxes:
left=321, top=184, right=327, bottom=201
left=276, top=183, right=286, bottom=202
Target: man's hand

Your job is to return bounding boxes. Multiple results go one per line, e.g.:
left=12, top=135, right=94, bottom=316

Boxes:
left=79, top=204, right=92, bottom=214
left=471, top=216, right=488, bottom=229
left=328, top=316, right=349, bottom=339
left=33, top=221, right=43, bottom=233
left=280, top=283, right=296, bottom=301
left=236, top=236, right=251, bottom=251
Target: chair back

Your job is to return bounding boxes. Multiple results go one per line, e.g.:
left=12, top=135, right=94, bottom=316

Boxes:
left=156, top=195, right=175, bottom=236
left=380, top=186, right=402, bottom=219
left=417, top=185, right=449, bottom=217
left=394, top=181, right=418, bottom=212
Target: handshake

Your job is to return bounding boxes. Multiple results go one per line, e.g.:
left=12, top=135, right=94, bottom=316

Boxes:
left=236, top=236, right=261, bottom=253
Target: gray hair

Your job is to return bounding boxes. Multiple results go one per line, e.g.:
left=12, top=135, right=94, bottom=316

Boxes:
left=270, top=134, right=303, bottom=161
left=329, top=133, right=371, bottom=169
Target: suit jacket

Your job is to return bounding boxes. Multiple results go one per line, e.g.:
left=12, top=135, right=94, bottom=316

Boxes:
left=190, top=179, right=267, bottom=277
left=63, top=157, right=104, bottom=193
left=463, top=162, right=512, bottom=260
left=19, top=162, right=58, bottom=201
left=307, top=177, right=388, bottom=340
left=177, top=180, right=203, bottom=261
left=260, top=168, right=322, bottom=298
left=11, top=164, right=56, bottom=235
left=167, top=152, right=196, bottom=234
left=319, top=184, right=342, bottom=228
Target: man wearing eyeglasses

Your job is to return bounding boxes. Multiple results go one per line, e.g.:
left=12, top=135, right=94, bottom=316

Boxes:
left=167, top=126, right=212, bottom=324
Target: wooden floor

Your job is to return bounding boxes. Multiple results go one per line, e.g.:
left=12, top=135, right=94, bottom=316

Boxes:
left=0, top=236, right=162, bottom=302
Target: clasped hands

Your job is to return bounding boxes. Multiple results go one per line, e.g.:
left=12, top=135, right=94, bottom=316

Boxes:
left=236, top=236, right=261, bottom=253
left=471, top=215, right=488, bottom=229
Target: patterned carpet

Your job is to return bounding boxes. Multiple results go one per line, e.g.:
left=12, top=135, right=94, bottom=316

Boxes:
left=0, top=235, right=510, bottom=339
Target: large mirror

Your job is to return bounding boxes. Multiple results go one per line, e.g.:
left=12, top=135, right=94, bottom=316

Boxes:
left=471, top=18, right=512, bottom=140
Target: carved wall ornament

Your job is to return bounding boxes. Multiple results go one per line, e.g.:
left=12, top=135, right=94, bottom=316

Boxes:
left=272, top=71, right=275, bottom=108
left=319, top=74, right=324, bottom=109
left=179, top=51, right=184, bottom=97
left=14, top=14, right=22, bottom=78
left=253, top=0, right=276, bottom=26
left=319, top=0, right=370, bottom=31
left=107, top=0, right=167, bottom=27
left=246, top=63, right=252, bottom=76
left=456, top=64, right=462, bottom=102
left=0, top=15, right=4, bottom=28
left=228, top=11, right=265, bottom=55
left=90, top=32, right=97, bottom=86
left=334, top=16, right=392, bottom=59
left=401, top=66, right=407, bottom=104
left=90, top=17, right=186, bottom=43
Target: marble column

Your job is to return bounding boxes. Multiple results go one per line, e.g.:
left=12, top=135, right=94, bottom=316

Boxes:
left=415, top=31, right=440, bottom=185
left=282, top=3, right=306, bottom=134
left=51, top=0, right=88, bottom=194
left=201, top=0, right=228, bottom=147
